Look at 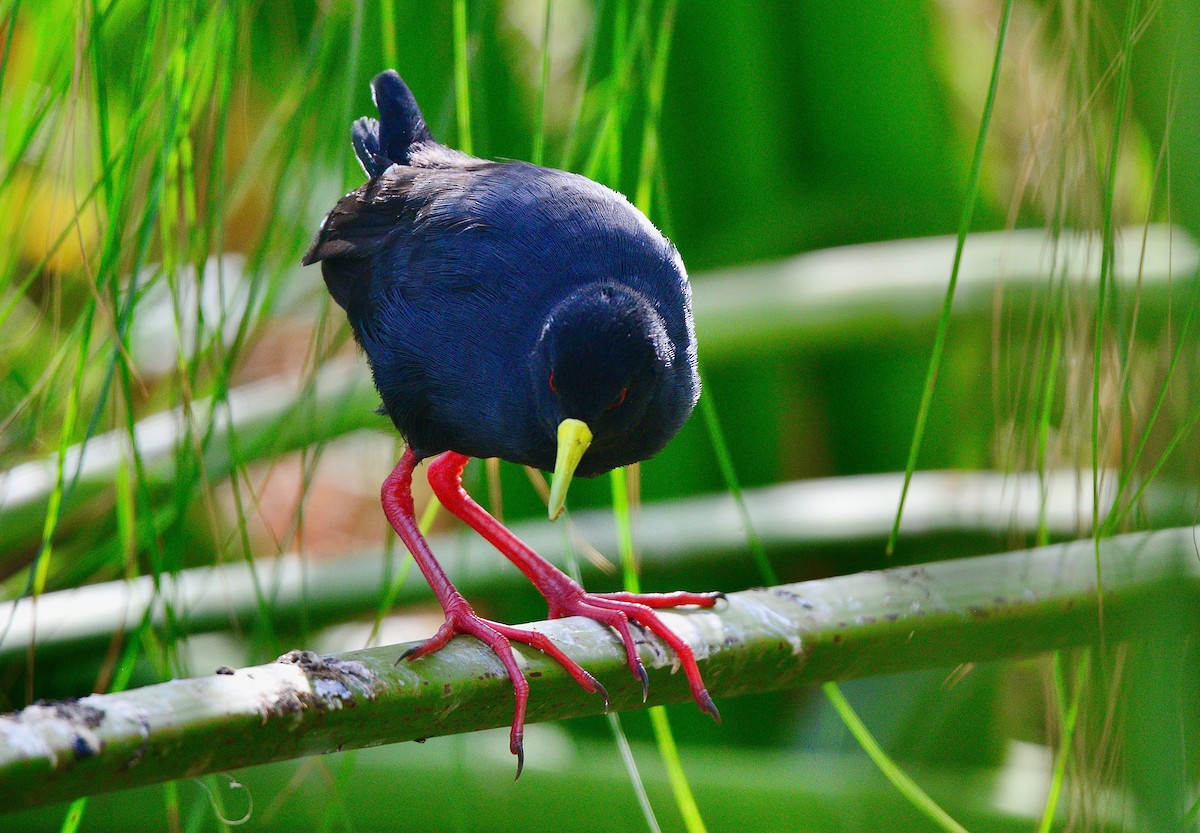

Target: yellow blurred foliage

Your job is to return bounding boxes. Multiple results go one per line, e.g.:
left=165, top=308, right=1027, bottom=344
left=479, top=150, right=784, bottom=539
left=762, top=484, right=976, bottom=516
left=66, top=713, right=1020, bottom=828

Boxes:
left=3, top=168, right=100, bottom=276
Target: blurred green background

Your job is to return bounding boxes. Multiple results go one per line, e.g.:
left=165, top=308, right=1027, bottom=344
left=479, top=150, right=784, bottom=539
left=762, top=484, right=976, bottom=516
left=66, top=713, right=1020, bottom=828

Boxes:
left=1, top=0, right=1198, bottom=830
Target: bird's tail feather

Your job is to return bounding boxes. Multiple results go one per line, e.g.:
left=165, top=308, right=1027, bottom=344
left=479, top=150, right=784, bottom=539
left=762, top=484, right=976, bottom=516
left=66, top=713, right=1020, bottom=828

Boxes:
left=352, top=70, right=433, bottom=177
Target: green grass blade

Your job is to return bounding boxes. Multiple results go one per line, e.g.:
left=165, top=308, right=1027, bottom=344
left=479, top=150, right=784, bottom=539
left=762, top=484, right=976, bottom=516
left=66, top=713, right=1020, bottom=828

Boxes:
left=379, top=0, right=397, bottom=69
left=610, top=459, right=712, bottom=832
left=608, top=712, right=663, bottom=833
left=558, top=0, right=605, bottom=172
left=822, top=682, right=969, bottom=833
left=452, top=0, right=472, bottom=156
left=648, top=705, right=706, bottom=833
left=57, top=797, right=86, bottom=833
left=887, top=0, right=1014, bottom=556
left=557, top=520, right=661, bottom=833
left=698, top=386, right=775, bottom=585
left=636, top=0, right=675, bottom=215
left=1090, top=0, right=1141, bottom=640
left=609, top=465, right=639, bottom=592
left=1037, top=650, right=1089, bottom=833
left=530, top=0, right=553, bottom=166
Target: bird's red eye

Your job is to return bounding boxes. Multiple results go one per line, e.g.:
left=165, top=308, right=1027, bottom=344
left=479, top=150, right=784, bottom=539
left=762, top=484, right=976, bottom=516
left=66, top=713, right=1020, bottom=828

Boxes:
left=605, top=386, right=628, bottom=410
left=548, top=370, right=557, bottom=394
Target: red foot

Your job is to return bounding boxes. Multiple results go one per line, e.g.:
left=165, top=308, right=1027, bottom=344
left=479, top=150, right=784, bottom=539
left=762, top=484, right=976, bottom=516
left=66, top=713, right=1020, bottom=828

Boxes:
left=383, top=449, right=608, bottom=778
left=397, top=593, right=606, bottom=778
left=544, top=587, right=722, bottom=720
left=427, top=452, right=722, bottom=722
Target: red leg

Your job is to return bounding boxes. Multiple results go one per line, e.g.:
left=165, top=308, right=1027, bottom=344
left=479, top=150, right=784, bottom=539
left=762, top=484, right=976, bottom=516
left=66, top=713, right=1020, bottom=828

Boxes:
left=382, top=448, right=606, bottom=778
left=426, top=452, right=722, bottom=722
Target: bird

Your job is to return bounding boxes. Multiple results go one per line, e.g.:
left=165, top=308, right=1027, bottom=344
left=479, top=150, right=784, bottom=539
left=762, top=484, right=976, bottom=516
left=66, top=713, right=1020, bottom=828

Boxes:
left=303, top=70, right=720, bottom=775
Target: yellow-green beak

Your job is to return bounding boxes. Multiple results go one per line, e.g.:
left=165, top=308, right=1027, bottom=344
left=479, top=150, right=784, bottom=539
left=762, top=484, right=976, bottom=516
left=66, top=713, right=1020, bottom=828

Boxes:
left=548, top=418, right=592, bottom=521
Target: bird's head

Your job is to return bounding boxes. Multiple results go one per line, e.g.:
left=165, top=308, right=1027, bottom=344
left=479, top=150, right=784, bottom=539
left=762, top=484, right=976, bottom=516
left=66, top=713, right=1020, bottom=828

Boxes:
left=530, top=282, right=693, bottom=520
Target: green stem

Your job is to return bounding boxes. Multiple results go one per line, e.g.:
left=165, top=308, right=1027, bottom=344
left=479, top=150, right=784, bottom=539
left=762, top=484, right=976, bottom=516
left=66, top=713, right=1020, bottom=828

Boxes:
left=648, top=705, right=705, bottom=833
left=822, top=683, right=968, bottom=833
left=4, top=523, right=1196, bottom=811
left=8, top=468, right=1189, bottom=660
left=530, top=0, right=553, bottom=166
left=698, top=387, right=775, bottom=585
left=1038, top=651, right=1089, bottom=833
left=452, top=0, right=472, bottom=156
left=1090, top=0, right=1141, bottom=637
left=888, top=0, right=1014, bottom=556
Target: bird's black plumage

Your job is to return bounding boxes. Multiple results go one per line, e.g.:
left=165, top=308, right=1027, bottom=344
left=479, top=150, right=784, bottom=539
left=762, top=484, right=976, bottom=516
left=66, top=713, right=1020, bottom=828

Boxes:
left=303, top=73, right=719, bottom=771
left=304, top=70, right=700, bottom=476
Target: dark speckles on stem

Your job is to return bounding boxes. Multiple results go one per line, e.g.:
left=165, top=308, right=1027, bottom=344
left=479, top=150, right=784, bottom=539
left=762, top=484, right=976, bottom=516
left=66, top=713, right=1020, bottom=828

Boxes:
left=27, top=698, right=107, bottom=762
left=263, top=689, right=306, bottom=721
left=771, top=588, right=813, bottom=610
left=275, top=649, right=379, bottom=710
left=994, top=596, right=1007, bottom=605
left=72, top=734, right=99, bottom=760
left=443, top=684, right=453, bottom=696
left=967, top=606, right=989, bottom=619
left=832, top=633, right=842, bottom=644
left=48, top=698, right=105, bottom=729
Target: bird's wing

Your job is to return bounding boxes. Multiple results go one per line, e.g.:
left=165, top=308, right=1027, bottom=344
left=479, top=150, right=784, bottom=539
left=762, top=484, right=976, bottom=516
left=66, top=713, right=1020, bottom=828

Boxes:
left=300, top=168, right=428, bottom=311
left=303, top=161, right=502, bottom=312
left=302, top=170, right=422, bottom=266
left=303, top=157, right=500, bottom=262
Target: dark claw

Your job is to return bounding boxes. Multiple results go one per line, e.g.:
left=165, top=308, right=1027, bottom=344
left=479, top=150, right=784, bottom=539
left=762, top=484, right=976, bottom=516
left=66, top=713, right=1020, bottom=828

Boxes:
left=514, top=743, right=525, bottom=780
left=698, top=690, right=721, bottom=724
left=634, top=662, right=649, bottom=702
left=395, top=646, right=417, bottom=665
left=594, top=680, right=611, bottom=711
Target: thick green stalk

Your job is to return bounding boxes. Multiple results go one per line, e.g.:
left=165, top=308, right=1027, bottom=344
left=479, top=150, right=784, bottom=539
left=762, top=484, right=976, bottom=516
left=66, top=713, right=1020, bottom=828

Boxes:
left=7, top=467, right=1193, bottom=663
left=3, top=524, right=1197, bottom=811
left=0, top=360, right=379, bottom=553
left=8, top=466, right=1176, bottom=662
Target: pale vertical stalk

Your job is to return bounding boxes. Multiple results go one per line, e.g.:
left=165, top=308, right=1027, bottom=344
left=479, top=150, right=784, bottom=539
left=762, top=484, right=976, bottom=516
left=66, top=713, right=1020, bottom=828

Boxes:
left=531, top=0, right=553, bottom=166
left=452, top=0, right=473, bottom=156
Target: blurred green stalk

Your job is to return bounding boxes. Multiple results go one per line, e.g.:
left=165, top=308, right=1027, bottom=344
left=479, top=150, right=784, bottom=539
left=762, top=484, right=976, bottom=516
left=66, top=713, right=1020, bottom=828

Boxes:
left=7, top=465, right=1184, bottom=662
